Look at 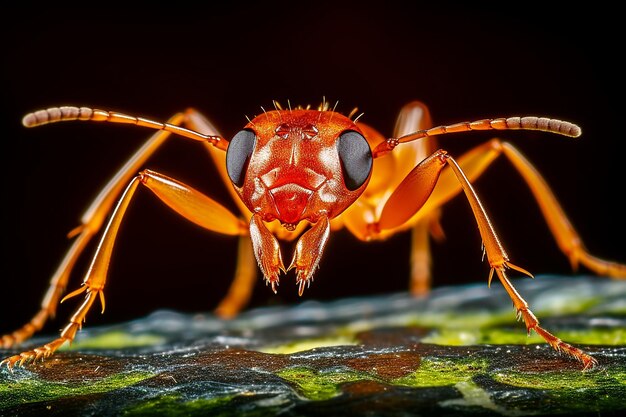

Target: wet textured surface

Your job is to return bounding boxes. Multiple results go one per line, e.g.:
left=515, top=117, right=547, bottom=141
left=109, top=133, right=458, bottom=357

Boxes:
left=1, top=276, right=625, bottom=416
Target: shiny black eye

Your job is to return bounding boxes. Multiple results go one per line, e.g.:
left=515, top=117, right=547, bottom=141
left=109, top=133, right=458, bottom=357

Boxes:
left=336, top=130, right=372, bottom=191
left=226, top=129, right=257, bottom=187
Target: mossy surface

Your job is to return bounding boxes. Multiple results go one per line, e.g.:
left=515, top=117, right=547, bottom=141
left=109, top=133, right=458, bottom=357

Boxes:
left=276, top=367, right=374, bottom=401
left=60, top=331, right=166, bottom=350
left=1, top=276, right=624, bottom=416
left=423, top=327, right=626, bottom=346
left=259, top=335, right=357, bottom=354
left=492, top=366, right=626, bottom=390
left=0, top=371, right=153, bottom=408
left=392, top=357, right=488, bottom=387
left=490, top=367, right=626, bottom=414
left=122, top=394, right=236, bottom=417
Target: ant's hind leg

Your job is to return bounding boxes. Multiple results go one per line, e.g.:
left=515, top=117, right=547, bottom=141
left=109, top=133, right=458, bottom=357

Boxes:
left=499, top=142, right=625, bottom=278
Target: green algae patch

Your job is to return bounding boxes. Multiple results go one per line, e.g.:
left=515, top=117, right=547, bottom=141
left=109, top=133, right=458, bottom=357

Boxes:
left=422, top=327, right=544, bottom=346
left=475, top=328, right=544, bottom=345
left=493, top=367, right=626, bottom=414
left=276, top=367, right=374, bottom=401
left=123, top=394, right=237, bottom=417
left=423, top=327, right=626, bottom=346
left=257, top=335, right=357, bottom=354
left=401, top=292, right=606, bottom=332
left=392, top=357, right=488, bottom=388
left=0, top=371, right=153, bottom=408
left=492, top=366, right=624, bottom=390
left=422, top=329, right=484, bottom=346
left=612, top=367, right=626, bottom=386
left=403, top=311, right=516, bottom=331
left=548, top=328, right=626, bottom=345
left=59, top=331, right=166, bottom=350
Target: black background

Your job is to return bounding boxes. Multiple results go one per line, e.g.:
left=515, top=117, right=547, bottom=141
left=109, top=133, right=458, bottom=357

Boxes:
left=2, top=2, right=624, bottom=335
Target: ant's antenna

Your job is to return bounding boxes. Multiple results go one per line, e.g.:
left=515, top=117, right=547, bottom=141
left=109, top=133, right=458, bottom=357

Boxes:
left=23, top=106, right=227, bottom=150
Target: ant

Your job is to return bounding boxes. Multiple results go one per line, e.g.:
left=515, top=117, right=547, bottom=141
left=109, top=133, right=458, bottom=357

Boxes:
left=2, top=100, right=624, bottom=370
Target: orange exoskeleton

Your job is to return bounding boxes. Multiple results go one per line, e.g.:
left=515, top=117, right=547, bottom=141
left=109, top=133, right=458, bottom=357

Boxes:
left=2, top=100, right=624, bottom=370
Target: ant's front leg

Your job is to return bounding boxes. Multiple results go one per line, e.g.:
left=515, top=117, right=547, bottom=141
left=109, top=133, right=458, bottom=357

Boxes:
left=443, top=156, right=597, bottom=369
left=0, top=112, right=189, bottom=349
left=1, top=170, right=246, bottom=369
left=370, top=148, right=596, bottom=369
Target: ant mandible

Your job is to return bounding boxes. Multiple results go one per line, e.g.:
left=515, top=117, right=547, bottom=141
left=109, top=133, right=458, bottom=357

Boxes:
left=2, top=100, right=624, bottom=370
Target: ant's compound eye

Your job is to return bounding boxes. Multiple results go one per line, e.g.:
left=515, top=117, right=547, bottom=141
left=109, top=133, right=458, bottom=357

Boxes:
left=336, top=130, right=372, bottom=191
left=226, top=129, right=257, bottom=187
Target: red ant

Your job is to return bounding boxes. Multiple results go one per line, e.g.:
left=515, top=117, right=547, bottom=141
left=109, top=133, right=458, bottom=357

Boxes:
left=2, top=100, right=624, bottom=370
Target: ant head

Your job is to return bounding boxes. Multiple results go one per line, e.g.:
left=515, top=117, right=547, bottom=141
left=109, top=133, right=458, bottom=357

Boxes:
left=226, top=108, right=372, bottom=227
